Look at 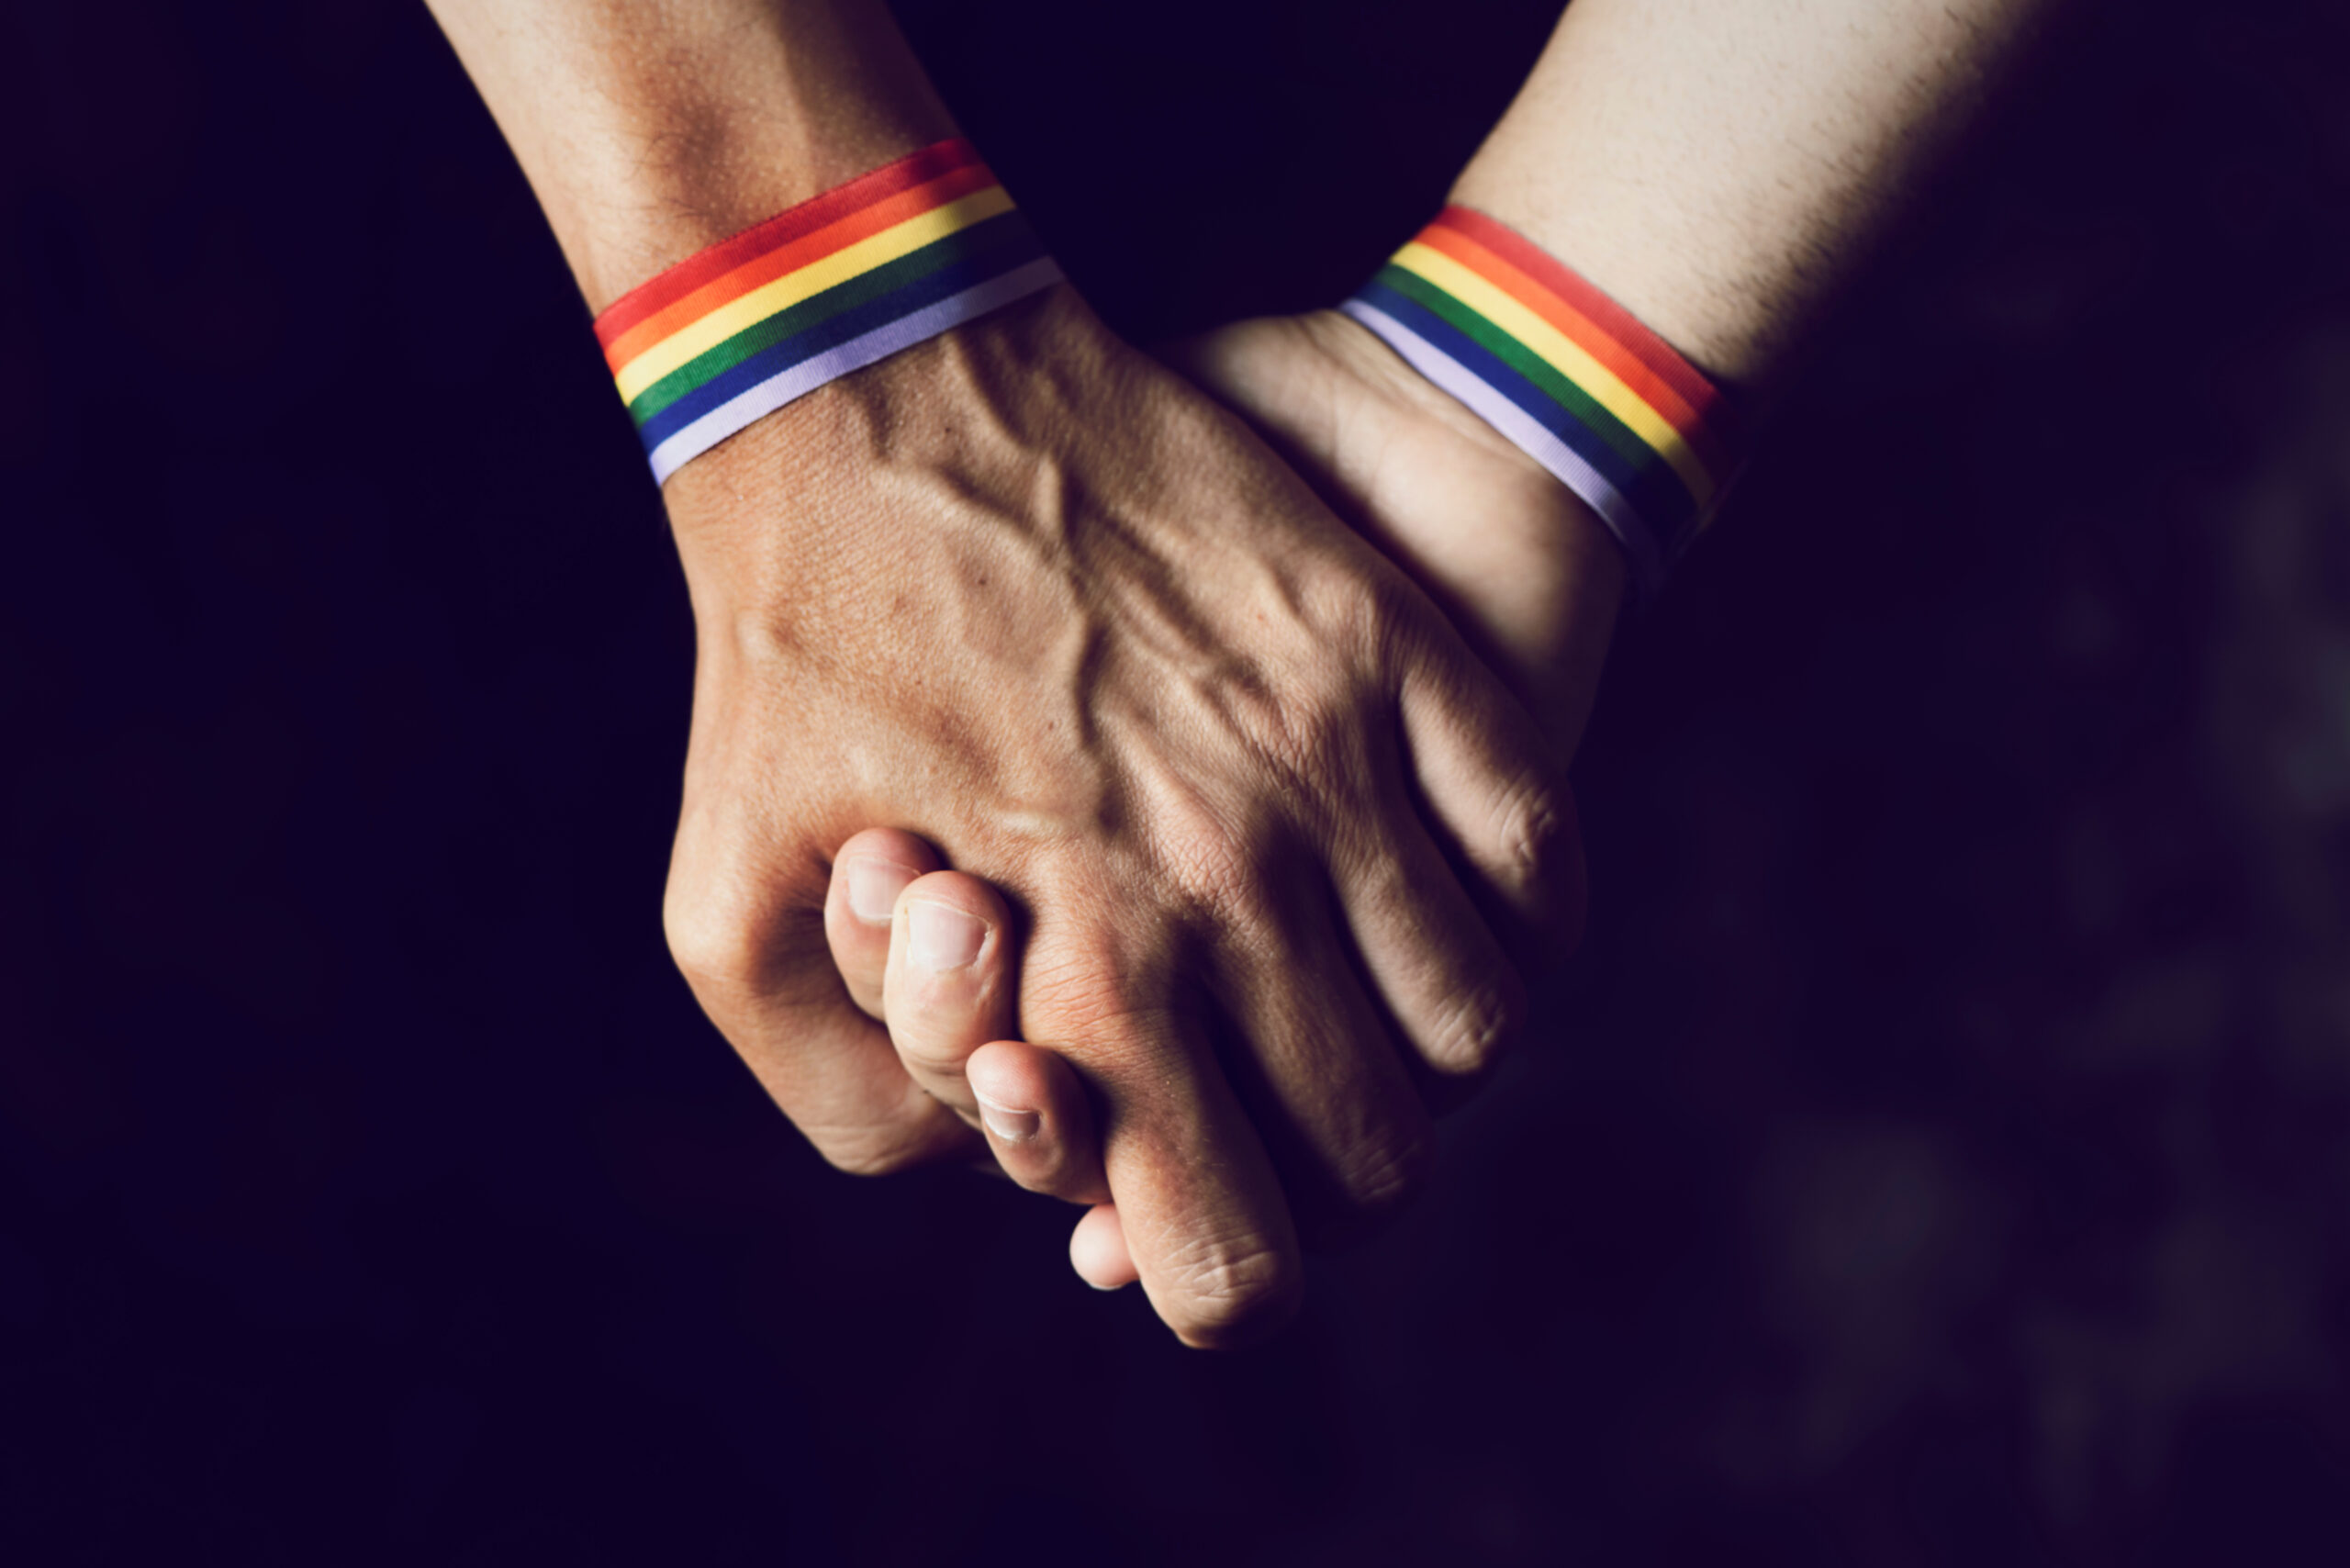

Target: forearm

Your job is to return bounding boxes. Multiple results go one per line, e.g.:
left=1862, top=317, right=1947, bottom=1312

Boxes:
left=1454, top=0, right=2055, bottom=387
left=423, top=0, right=954, bottom=310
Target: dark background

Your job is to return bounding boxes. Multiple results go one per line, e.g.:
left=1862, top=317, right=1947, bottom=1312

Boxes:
left=6, top=0, right=2350, bottom=1562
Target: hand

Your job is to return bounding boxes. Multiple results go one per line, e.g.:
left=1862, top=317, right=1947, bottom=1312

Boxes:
left=659, top=286, right=1578, bottom=1345
left=818, top=826, right=1128, bottom=1278
left=1167, top=308, right=1627, bottom=749
left=823, top=308, right=1630, bottom=1289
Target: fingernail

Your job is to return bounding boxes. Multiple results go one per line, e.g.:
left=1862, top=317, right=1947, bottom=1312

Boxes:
left=908, top=901, right=987, bottom=971
left=845, top=859, right=915, bottom=924
left=974, top=1092, right=1041, bottom=1145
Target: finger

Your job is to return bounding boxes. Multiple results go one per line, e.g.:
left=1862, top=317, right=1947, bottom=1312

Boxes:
left=1069, top=1203, right=1137, bottom=1290
left=860, top=868, right=1111, bottom=1201
left=822, top=828, right=942, bottom=1020
left=880, top=870, right=1018, bottom=1114
left=666, top=850, right=979, bottom=1175
left=1207, top=869, right=1438, bottom=1246
left=1329, top=804, right=1531, bottom=1092
left=1022, top=949, right=1304, bottom=1349
left=967, top=1039, right=1109, bottom=1204
left=1396, top=638, right=1589, bottom=964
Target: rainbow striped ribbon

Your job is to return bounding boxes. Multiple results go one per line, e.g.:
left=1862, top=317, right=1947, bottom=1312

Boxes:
left=1343, top=206, right=1743, bottom=597
left=594, top=139, right=1064, bottom=482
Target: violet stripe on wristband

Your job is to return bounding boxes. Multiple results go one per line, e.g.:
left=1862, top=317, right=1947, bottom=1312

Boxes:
left=1342, top=206, right=1744, bottom=597
left=593, top=139, right=1064, bottom=483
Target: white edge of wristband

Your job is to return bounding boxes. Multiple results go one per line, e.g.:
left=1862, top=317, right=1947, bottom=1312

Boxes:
left=1339, top=297, right=1668, bottom=599
left=646, top=256, right=1067, bottom=484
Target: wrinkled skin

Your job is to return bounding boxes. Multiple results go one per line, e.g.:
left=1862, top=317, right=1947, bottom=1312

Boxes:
left=818, top=306, right=1628, bottom=1299
left=661, top=286, right=1584, bottom=1345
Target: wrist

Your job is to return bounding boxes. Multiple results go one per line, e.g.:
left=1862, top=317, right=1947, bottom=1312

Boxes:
left=1338, top=207, right=1745, bottom=601
left=1299, top=308, right=1628, bottom=701
left=1302, top=307, right=1628, bottom=606
left=598, top=138, right=1066, bottom=489
left=665, top=283, right=1108, bottom=580
left=429, top=0, right=957, bottom=311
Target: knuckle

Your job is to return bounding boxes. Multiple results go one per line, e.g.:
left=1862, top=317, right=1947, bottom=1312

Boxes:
left=1163, top=1240, right=1303, bottom=1350
left=1322, top=560, right=1412, bottom=674
left=1165, top=826, right=1255, bottom=911
left=1147, top=791, right=1259, bottom=913
left=1491, top=776, right=1572, bottom=898
left=663, top=884, right=773, bottom=994
left=1339, top=1126, right=1438, bottom=1215
left=662, top=808, right=826, bottom=997
left=1260, top=678, right=1363, bottom=783
left=1424, top=969, right=1528, bottom=1075
left=1231, top=664, right=1384, bottom=815
left=804, top=1122, right=930, bottom=1179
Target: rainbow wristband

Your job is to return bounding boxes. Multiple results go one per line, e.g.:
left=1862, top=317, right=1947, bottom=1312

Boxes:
left=1343, top=206, right=1743, bottom=598
left=594, top=139, right=1064, bottom=483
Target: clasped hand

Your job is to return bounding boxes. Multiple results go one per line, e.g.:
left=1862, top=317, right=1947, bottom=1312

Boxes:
left=662, top=286, right=1622, bottom=1346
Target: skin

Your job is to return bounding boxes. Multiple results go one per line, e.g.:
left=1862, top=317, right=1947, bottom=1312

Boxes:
left=839, top=0, right=2063, bottom=1290
left=423, top=0, right=1584, bottom=1345
left=1454, top=0, right=2052, bottom=387
left=826, top=310, right=1618, bottom=1284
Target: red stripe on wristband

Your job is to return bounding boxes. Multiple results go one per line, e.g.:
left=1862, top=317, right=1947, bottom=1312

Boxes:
left=592, top=139, right=988, bottom=350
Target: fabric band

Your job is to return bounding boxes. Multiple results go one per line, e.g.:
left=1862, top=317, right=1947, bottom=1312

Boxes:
left=594, top=139, right=1065, bottom=482
left=1342, top=206, right=1744, bottom=598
